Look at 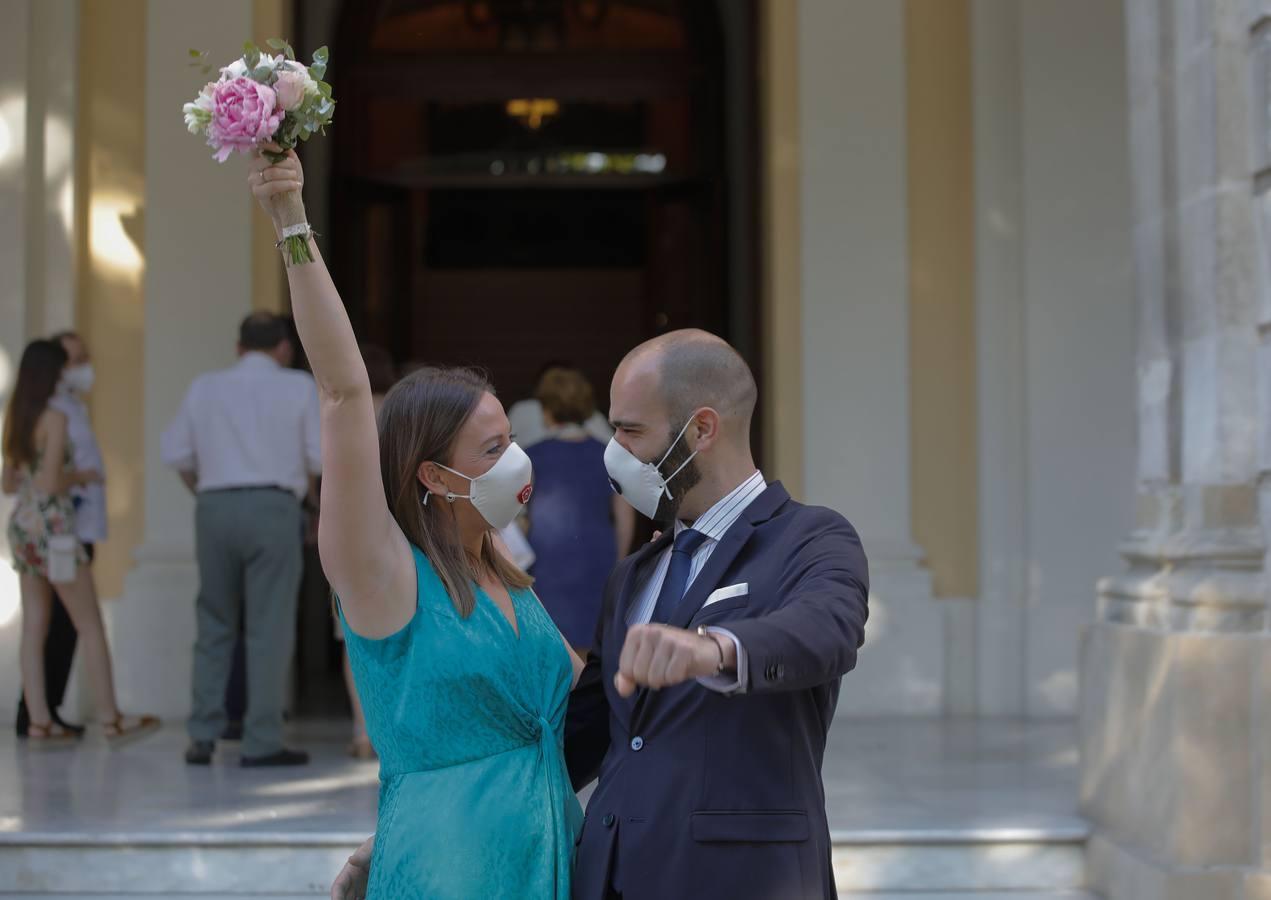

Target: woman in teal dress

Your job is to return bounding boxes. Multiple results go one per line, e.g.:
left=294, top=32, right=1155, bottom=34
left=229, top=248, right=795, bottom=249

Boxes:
left=249, top=148, right=583, bottom=898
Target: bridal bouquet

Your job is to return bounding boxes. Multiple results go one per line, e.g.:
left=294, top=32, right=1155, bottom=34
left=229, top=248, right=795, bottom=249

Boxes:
left=183, top=40, right=335, bottom=263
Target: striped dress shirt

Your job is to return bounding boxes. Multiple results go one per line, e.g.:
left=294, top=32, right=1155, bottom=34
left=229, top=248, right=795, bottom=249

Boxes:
left=626, top=469, right=767, bottom=693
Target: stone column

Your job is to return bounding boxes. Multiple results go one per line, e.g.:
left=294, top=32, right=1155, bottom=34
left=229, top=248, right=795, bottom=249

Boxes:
left=107, top=0, right=256, bottom=718
left=798, top=0, right=941, bottom=715
left=0, top=0, right=79, bottom=723
left=0, top=0, right=35, bottom=723
left=1081, top=0, right=1271, bottom=895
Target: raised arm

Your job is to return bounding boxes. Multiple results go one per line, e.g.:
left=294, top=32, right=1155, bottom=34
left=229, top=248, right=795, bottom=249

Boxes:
left=249, top=149, right=413, bottom=637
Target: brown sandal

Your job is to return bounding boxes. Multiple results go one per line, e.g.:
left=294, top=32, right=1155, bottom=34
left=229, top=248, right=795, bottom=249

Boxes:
left=102, top=714, right=161, bottom=748
left=27, top=721, right=80, bottom=750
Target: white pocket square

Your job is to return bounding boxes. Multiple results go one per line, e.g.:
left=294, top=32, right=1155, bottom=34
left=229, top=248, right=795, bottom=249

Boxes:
left=703, top=583, right=749, bottom=608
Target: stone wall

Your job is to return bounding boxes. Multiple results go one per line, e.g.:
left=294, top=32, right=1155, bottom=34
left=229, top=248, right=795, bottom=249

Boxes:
left=1080, top=0, right=1271, bottom=895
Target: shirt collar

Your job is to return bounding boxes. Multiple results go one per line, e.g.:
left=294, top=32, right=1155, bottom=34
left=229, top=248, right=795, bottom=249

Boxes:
left=673, top=470, right=766, bottom=543
left=236, top=352, right=282, bottom=371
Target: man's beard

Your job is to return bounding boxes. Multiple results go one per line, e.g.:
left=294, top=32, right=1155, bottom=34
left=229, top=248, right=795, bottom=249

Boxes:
left=652, top=429, right=701, bottom=525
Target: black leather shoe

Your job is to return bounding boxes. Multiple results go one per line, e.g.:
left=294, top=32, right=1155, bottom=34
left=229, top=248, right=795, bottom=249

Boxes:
left=241, top=748, right=309, bottom=768
left=185, top=740, right=215, bottom=765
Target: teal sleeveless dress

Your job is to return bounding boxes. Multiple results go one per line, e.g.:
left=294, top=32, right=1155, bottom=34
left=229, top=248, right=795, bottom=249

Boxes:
left=338, top=545, right=583, bottom=898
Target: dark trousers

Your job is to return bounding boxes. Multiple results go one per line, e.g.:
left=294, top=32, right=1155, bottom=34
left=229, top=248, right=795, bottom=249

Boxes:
left=15, top=543, right=93, bottom=735
left=225, top=627, right=247, bottom=725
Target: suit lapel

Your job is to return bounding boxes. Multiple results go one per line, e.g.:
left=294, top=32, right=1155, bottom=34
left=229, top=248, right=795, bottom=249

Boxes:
left=631, top=525, right=747, bottom=727
left=614, top=532, right=672, bottom=633
left=609, top=533, right=672, bottom=723
left=667, top=523, right=752, bottom=630
left=668, top=481, right=789, bottom=630
left=632, top=483, right=792, bottom=731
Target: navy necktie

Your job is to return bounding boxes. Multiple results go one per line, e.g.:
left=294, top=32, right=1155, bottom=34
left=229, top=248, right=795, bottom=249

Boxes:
left=650, top=528, right=709, bottom=624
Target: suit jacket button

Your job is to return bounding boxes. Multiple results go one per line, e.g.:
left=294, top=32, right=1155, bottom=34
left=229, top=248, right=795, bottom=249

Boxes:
left=630, top=736, right=644, bottom=751
left=776, top=664, right=785, bottom=679
left=603, top=813, right=616, bottom=828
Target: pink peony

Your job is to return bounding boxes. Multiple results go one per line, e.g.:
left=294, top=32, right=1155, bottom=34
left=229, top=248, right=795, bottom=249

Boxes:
left=274, top=64, right=308, bottom=111
left=207, top=77, right=283, bottom=162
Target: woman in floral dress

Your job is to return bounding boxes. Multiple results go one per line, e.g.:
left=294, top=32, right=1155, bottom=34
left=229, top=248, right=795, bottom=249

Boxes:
left=2, top=339, right=158, bottom=748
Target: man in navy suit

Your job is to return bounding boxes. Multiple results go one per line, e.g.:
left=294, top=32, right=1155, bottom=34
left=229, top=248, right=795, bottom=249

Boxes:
left=329, top=330, right=868, bottom=900
left=565, top=330, right=869, bottom=899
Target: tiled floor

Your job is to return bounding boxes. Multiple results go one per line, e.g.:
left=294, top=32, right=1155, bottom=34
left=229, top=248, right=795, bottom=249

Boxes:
left=824, top=717, right=1084, bottom=840
left=0, top=717, right=1082, bottom=841
left=0, top=718, right=1090, bottom=897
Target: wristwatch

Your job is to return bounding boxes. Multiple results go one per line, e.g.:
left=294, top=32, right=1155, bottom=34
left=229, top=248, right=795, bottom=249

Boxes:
left=697, top=625, right=726, bottom=676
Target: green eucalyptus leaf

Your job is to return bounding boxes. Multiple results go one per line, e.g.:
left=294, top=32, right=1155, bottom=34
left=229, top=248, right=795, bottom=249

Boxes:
left=266, top=38, right=296, bottom=60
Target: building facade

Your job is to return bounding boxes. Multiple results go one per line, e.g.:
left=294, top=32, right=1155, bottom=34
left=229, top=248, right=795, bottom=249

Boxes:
left=0, top=16, right=1197, bottom=894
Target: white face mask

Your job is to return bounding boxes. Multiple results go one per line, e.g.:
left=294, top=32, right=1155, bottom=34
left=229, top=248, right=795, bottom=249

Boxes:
left=62, top=364, right=95, bottom=394
left=431, top=442, right=534, bottom=530
left=603, top=417, right=698, bottom=520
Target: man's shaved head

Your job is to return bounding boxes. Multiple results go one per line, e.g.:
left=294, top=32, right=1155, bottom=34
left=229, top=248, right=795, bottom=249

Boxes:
left=622, top=329, right=757, bottom=429
left=609, top=329, right=760, bottom=523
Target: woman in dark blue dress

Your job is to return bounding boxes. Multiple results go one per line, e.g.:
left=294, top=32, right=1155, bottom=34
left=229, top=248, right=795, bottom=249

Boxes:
left=525, top=368, right=635, bottom=651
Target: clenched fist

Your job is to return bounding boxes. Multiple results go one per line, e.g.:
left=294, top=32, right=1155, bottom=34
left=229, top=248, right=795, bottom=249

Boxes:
left=614, top=623, right=734, bottom=697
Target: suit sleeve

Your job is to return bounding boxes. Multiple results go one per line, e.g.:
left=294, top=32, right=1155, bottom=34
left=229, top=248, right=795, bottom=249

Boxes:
left=723, top=511, right=869, bottom=694
left=565, top=565, right=620, bottom=791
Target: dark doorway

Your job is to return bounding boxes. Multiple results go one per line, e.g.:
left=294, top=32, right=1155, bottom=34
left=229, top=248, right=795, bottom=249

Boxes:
left=319, top=0, right=758, bottom=405
left=289, top=0, right=761, bottom=718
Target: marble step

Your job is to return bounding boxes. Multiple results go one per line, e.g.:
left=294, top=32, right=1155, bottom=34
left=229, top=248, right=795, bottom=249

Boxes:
left=840, top=894, right=1099, bottom=899
left=0, top=832, right=361, bottom=896
left=4, top=895, right=1101, bottom=900
left=832, top=824, right=1090, bottom=894
left=0, top=825, right=1090, bottom=895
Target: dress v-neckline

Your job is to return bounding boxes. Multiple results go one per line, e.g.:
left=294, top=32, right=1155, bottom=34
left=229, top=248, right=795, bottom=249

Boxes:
left=477, top=583, right=521, bottom=641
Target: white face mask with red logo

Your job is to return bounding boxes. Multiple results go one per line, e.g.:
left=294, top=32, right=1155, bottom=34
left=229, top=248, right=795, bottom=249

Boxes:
left=432, top=442, right=534, bottom=530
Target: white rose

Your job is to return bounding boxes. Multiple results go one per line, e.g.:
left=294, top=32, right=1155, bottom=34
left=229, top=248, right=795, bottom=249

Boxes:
left=182, top=82, right=216, bottom=133
left=221, top=58, right=248, bottom=80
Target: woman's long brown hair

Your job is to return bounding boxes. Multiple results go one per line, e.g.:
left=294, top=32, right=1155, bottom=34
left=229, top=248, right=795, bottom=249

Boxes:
left=2, top=340, right=68, bottom=469
left=378, top=366, right=532, bottom=618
